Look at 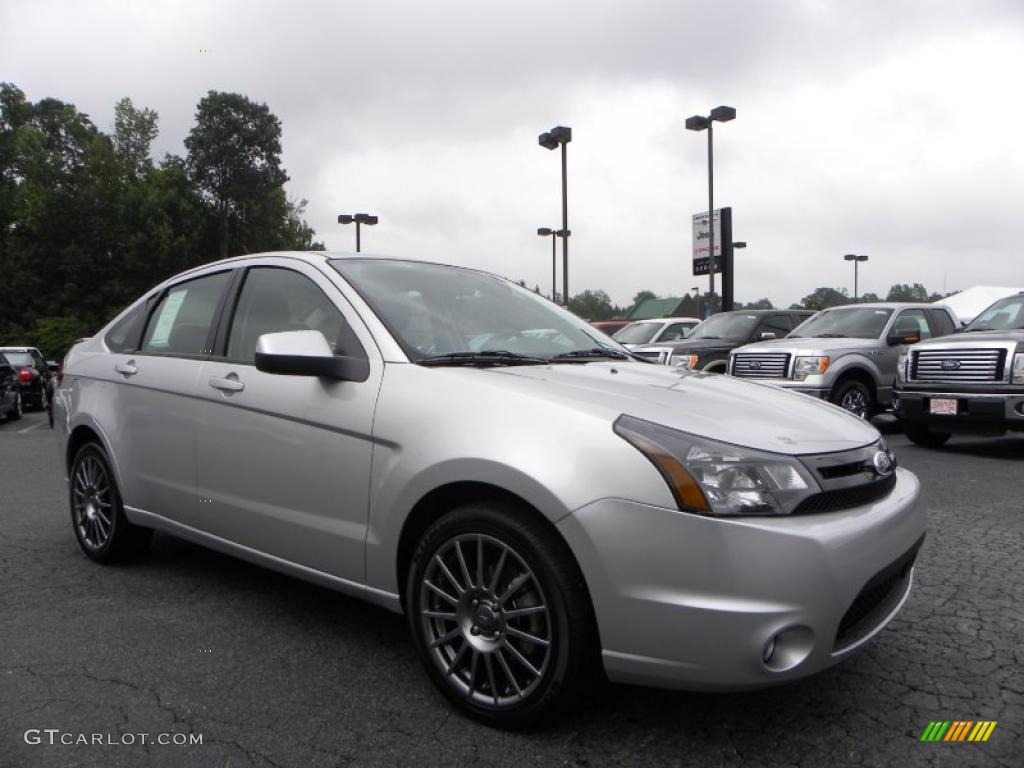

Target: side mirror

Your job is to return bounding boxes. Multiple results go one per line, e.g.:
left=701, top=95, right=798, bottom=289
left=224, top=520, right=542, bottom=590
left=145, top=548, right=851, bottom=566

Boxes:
left=254, top=330, right=369, bottom=382
left=759, top=331, right=777, bottom=340
left=47, top=360, right=59, bottom=371
left=887, top=332, right=920, bottom=346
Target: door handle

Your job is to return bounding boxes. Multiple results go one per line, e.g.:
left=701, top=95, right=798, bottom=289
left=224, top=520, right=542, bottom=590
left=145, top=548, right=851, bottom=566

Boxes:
left=209, top=375, right=245, bottom=393
left=115, top=361, right=138, bottom=377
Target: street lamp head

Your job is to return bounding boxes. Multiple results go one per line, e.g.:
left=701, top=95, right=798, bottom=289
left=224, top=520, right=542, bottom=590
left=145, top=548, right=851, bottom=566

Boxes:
left=538, top=126, right=571, bottom=149
left=354, top=213, right=378, bottom=225
left=710, top=105, right=737, bottom=122
left=337, top=214, right=353, bottom=224
left=685, top=115, right=710, bottom=131
left=537, top=228, right=553, bottom=236
left=555, top=229, right=571, bottom=237
left=844, top=253, right=868, bottom=262
left=733, top=241, right=747, bottom=249
left=857, top=254, right=869, bottom=262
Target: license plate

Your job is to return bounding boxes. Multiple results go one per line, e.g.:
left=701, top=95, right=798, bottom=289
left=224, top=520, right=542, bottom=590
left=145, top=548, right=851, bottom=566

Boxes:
left=929, top=398, right=958, bottom=415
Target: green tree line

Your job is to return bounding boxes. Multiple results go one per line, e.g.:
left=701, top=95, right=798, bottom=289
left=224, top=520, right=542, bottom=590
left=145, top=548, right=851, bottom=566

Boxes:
left=0, top=83, right=322, bottom=358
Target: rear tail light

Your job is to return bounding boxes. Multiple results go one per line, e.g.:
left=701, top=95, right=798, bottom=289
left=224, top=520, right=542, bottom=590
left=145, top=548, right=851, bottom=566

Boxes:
left=18, top=368, right=33, bottom=383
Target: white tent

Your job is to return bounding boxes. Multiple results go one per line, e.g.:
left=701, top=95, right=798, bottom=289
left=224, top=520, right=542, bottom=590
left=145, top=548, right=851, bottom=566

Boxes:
left=933, top=285, right=1024, bottom=324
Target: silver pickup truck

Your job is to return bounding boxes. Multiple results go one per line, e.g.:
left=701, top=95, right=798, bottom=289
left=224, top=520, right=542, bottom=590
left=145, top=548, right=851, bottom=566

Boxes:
left=729, top=303, right=960, bottom=418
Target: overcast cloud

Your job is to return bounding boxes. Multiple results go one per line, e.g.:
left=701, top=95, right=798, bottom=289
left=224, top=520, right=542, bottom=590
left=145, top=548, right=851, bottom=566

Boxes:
left=3, top=0, right=1023, bottom=307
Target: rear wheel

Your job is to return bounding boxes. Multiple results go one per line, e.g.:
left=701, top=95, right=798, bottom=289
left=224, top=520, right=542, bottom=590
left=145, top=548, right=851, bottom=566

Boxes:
left=831, top=379, right=874, bottom=419
left=904, top=423, right=951, bottom=448
left=406, top=502, right=594, bottom=728
left=9, top=392, right=22, bottom=421
left=70, top=442, right=152, bottom=563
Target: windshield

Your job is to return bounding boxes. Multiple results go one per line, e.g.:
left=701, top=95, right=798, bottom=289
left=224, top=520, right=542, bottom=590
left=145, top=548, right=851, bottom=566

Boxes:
left=965, top=295, right=1024, bottom=331
left=330, top=259, right=630, bottom=361
left=687, top=313, right=759, bottom=341
left=2, top=351, right=33, bottom=367
left=612, top=322, right=660, bottom=344
left=790, top=307, right=893, bottom=339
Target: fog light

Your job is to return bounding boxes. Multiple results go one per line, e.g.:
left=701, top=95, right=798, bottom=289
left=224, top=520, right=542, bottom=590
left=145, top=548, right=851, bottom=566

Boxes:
left=762, top=625, right=815, bottom=672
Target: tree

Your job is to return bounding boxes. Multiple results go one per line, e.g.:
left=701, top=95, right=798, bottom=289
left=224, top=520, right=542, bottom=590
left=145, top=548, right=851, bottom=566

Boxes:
left=112, top=97, right=158, bottom=178
left=859, top=292, right=882, bottom=303
left=632, top=290, right=657, bottom=307
left=885, top=283, right=929, bottom=302
left=798, top=287, right=849, bottom=311
left=185, top=91, right=289, bottom=259
left=740, top=298, right=773, bottom=309
left=568, top=289, right=617, bottom=320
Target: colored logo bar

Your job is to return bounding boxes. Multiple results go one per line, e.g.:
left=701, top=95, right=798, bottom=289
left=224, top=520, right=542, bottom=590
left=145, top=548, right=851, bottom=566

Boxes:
left=920, top=721, right=997, bottom=742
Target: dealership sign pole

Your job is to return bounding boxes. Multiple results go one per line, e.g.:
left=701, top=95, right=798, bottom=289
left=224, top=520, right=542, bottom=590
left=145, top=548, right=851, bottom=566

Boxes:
left=692, top=207, right=734, bottom=314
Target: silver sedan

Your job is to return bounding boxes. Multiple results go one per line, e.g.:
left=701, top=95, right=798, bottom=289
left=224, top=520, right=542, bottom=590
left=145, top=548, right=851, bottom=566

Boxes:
left=54, top=252, right=924, bottom=727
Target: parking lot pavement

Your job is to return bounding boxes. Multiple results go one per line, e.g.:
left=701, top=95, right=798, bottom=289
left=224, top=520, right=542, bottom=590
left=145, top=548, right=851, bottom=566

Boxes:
left=1, top=409, right=1021, bottom=768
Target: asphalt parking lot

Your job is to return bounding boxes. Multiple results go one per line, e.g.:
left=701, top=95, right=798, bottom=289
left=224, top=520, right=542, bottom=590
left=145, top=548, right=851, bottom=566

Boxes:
left=1, top=409, right=1021, bottom=768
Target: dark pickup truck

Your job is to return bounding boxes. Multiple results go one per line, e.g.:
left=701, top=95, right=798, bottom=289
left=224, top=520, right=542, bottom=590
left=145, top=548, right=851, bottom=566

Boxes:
left=894, top=292, right=1024, bottom=446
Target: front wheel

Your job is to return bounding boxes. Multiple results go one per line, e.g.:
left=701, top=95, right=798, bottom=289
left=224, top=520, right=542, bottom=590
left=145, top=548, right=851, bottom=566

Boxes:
left=406, top=502, right=594, bottom=728
left=904, top=423, right=951, bottom=448
left=70, top=442, right=152, bottom=563
left=831, top=379, right=874, bottom=419
left=9, top=392, right=22, bottom=421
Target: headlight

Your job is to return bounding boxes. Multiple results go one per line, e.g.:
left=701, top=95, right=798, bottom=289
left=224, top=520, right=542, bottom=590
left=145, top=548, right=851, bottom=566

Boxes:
left=896, top=350, right=909, bottom=382
left=792, top=356, right=830, bottom=381
left=1012, top=352, right=1024, bottom=384
left=668, top=353, right=697, bottom=369
left=614, top=415, right=817, bottom=516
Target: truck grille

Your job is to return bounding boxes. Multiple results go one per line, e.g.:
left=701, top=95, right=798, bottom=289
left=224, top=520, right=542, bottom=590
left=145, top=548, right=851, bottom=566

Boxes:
left=731, top=353, right=790, bottom=379
left=910, top=348, right=1005, bottom=382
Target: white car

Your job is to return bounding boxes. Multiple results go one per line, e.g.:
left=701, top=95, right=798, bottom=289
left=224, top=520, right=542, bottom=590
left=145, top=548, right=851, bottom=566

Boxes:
left=612, top=317, right=701, bottom=348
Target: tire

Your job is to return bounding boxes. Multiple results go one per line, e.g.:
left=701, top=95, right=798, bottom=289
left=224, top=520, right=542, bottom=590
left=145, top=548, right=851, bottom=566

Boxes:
left=406, top=501, right=595, bottom=728
left=904, top=423, right=951, bottom=448
left=830, top=379, right=874, bottom=419
left=9, top=392, right=22, bottom=421
left=69, top=442, right=152, bottom=563
left=702, top=361, right=728, bottom=374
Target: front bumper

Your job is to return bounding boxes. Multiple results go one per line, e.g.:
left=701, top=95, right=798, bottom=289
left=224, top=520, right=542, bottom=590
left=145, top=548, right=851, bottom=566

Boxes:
left=557, top=467, right=923, bottom=690
left=894, top=389, right=1024, bottom=434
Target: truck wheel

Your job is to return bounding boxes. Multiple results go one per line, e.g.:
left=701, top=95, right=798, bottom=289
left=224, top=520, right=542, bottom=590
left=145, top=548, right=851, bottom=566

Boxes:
left=831, top=380, right=874, bottom=419
left=904, top=423, right=951, bottom=448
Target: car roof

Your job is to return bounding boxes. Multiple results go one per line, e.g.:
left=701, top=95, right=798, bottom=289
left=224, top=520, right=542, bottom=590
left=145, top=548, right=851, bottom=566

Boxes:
left=0, top=346, right=38, bottom=352
left=819, top=302, right=948, bottom=311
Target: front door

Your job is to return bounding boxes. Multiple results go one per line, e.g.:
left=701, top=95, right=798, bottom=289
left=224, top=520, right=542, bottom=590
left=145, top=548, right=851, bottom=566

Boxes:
left=193, top=263, right=382, bottom=584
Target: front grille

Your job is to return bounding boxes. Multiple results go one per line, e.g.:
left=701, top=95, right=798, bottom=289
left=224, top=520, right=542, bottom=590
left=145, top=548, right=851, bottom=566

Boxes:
left=792, top=472, right=896, bottom=515
left=833, top=535, right=924, bottom=652
left=910, top=348, right=1005, bottom=382
left=732, top=352, right=790, bottom=379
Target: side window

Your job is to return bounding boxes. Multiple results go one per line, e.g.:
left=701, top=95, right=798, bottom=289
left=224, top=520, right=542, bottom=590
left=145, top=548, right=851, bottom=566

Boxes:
left=891, top=309, right=932, bottom=342
left=758, top=314, right=791, bottom=339
left=141, top=272, right=231, bottom=356
left=105, top=303, right=149, bottom=353
left=226, top=267, right=363, bottom=364
left=926, top=309, right=955, bottom=337
left=658, top=322, right=690, bottom=342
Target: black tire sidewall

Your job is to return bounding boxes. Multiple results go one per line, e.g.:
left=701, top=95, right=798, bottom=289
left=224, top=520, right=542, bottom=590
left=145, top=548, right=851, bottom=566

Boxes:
left=69, top=443, right=124, bottom=562
left=406, top=503, right=586, bottom=727
left=832, top=379, right=873, bottom=418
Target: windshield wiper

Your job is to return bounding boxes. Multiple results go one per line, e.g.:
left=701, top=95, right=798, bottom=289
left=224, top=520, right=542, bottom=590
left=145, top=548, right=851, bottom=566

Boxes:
left=811, top=333, right=847, bottom=338
left=963, top=326, right=995, bottom=332
left=418, top=350, right=548, bottom=367
left=549, top=347, right=633, bottom=361
left=694, top=335, right=722, bottom=339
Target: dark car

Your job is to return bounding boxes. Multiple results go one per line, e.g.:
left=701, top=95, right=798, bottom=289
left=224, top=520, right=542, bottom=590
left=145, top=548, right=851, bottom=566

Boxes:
left=631, top=309, right=815, bottom=370
left=0, top=346, right=54, bottom=411
left=0, top=351, right=24, bottom=422
left=894, top=292, right=1024, bottom=446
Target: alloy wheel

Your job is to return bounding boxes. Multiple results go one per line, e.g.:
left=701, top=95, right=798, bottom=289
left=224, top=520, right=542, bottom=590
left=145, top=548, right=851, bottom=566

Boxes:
left=841, top=388, right=869, bottom=418
left=418, top=533, right=553, bottom=708
left=73, top=454, right=114, bottom=549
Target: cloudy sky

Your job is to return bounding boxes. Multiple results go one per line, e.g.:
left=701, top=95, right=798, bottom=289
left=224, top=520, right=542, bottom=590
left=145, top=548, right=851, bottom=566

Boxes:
left=3, top=0, right=1023, bottom=308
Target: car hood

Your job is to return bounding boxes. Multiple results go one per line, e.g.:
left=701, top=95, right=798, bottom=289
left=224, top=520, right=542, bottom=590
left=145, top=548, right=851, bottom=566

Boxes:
left=736, top=337, right=880, bottom=354
left=458, top=361, right=879, bottom=454
left=635, top=338, right=740, bottom=353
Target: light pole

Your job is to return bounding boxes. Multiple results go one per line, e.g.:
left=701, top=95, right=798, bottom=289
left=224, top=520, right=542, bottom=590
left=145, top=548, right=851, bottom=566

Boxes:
left=844, top=254, right=869, bottom=300
left=539, top=126, right=571, bottom=305
left=537, top=228, right=570, bottom=302
left=337, top=212, right=378, bottom=252
left=685, top=106, right=736, bottom=304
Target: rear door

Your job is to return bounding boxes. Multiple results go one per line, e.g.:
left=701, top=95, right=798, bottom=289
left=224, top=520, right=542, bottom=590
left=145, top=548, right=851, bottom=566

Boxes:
left=109, top=269, right=234, bottom=519
left=193, top=262, right=383, bottom=583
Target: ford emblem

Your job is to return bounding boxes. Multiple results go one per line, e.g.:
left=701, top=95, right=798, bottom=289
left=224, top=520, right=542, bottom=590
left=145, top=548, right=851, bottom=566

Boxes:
left=748, top=361, right=762, bottom=369
left=941, top=360, right=961, bottom=370
left=872, top=451, right=895, bottom=477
